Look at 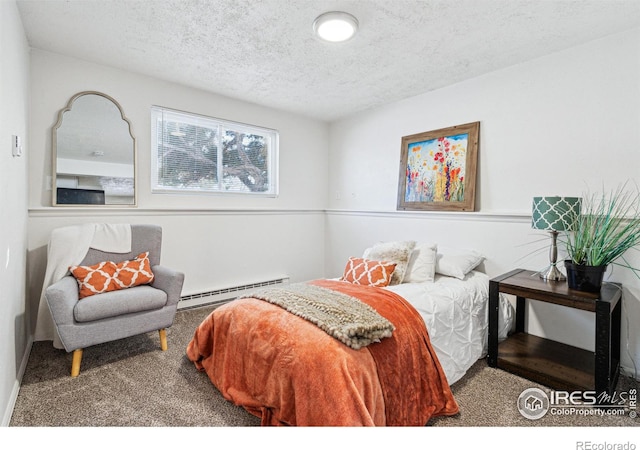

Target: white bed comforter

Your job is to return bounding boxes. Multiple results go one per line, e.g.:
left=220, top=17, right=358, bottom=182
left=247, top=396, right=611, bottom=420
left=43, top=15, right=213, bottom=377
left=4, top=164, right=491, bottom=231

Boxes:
left=385, top=270, right=513, bottom=385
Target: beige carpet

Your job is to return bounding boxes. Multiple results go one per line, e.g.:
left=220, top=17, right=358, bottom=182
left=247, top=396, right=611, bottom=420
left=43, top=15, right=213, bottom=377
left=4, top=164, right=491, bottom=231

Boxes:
left=10, top=303, right=639, bottom=428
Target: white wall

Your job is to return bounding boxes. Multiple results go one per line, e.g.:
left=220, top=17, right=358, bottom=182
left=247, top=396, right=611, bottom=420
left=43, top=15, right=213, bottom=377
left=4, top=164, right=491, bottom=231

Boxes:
left=326, top=28, right=640, bottom=378
left=29, top=50, right=329, bottom=210
left=26, top=50, right=329, bottom=339
left=0, top=0, right=30, bottom=426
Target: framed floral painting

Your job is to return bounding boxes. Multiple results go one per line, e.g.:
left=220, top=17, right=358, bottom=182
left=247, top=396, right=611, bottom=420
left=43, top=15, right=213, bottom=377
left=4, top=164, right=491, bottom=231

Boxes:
left=397, top=121, right=479, bottom=212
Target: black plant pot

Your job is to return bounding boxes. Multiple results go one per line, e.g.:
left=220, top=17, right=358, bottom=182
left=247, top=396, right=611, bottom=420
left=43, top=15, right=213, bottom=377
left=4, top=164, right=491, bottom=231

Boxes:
left=564, top=260, right=607, bottom=293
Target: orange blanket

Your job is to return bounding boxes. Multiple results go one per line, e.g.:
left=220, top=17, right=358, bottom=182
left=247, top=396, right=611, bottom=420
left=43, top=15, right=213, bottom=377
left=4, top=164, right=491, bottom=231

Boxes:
left=186, top=279, right=458, bottom=426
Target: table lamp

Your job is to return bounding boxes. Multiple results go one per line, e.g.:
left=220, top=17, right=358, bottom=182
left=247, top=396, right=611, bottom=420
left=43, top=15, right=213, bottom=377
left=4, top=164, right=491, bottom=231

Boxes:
left=531, top=196, right=581, bottom=281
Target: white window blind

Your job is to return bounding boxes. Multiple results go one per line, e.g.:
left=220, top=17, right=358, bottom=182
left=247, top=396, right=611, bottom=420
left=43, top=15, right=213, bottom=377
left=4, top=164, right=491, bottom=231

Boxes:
left=151, top=106, right=278, bottom=195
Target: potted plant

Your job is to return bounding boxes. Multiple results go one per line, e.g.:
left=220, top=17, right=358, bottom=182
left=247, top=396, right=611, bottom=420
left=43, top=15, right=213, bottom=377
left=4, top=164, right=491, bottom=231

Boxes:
left=563, top=182, right=640, bottom=292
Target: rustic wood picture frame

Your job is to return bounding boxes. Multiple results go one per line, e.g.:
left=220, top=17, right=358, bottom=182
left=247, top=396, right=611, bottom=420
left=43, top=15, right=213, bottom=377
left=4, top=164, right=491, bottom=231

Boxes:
left=397, top=121, right=479, bottom=212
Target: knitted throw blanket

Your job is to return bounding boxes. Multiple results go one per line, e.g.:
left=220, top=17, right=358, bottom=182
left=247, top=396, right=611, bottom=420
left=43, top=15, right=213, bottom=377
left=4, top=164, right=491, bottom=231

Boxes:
left=241, top=283, right=395, bottom=349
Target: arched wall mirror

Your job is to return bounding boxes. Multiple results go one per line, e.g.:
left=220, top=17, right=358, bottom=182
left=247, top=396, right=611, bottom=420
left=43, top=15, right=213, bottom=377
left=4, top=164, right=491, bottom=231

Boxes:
left=52, top=91, right=137, bottom=206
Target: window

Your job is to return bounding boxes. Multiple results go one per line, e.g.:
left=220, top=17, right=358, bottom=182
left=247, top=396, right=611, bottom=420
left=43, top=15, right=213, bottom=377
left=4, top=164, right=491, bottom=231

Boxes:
left=151, top=106, right=278, bottom=195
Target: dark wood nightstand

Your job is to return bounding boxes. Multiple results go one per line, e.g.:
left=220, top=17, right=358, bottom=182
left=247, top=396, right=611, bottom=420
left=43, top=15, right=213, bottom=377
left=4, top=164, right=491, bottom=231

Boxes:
left=488, top=268, right=622, bottom=396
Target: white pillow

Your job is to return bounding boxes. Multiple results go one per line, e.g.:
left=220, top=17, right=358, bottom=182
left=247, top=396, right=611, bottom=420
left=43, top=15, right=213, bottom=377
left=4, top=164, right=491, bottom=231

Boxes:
left=404, top=243, right=437, bottom=283
left=363, top=240, right=416, bottom=285
left=435, top=247, right=484, bottom=280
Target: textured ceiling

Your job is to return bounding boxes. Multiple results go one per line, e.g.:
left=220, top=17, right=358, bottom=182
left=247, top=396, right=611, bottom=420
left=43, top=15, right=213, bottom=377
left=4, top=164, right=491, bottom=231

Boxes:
left=16, top=0, right=640, bottom=122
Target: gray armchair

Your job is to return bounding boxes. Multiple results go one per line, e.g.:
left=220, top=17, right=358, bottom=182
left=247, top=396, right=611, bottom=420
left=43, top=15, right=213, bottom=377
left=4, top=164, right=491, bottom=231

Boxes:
left=45, top=224, right=185, bottom=377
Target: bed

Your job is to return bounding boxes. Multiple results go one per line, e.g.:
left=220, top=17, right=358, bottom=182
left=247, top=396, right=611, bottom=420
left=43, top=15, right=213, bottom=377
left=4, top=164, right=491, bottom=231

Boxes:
left=186, top=242, right=514, bottom=426
left=386, top=270, right=513, bottom=385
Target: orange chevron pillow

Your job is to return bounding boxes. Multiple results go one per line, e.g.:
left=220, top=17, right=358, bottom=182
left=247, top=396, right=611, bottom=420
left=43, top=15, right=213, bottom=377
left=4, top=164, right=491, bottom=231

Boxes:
left=70, top=252, right=155, bottom=299
left=341, top=257, right=397, bottom=287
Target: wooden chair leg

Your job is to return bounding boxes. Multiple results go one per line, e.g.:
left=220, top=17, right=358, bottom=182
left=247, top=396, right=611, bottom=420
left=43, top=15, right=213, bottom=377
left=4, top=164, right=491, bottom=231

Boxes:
left=71, top=349, right=83, bottom=377
left=159, top=328, right=167, bottom=351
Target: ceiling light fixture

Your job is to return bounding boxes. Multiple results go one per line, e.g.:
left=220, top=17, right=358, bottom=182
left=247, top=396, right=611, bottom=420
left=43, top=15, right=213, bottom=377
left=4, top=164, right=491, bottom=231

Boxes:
left=313, top=11, right=359, bottom=43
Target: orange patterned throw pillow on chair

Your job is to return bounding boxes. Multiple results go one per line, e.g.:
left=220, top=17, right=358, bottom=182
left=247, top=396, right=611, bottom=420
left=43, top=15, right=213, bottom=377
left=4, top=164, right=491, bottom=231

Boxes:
left=69, top=261, right=119, bottom=299
left=341, top=257, right=397, bottom=287
left=70, top=252, right=155, bottom=299
left=113, top=252, right=155, bottom=289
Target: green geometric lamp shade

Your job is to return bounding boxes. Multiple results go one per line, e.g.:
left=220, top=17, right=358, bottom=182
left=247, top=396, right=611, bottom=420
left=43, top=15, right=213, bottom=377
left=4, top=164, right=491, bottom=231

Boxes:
left=532, top=196, right=581, bottom=282
left=532, top=196, right=582, bottom=232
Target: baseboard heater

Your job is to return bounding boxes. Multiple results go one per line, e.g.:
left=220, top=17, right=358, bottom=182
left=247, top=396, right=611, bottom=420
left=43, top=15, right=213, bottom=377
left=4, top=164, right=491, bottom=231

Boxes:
left=178, top=276, right=290, bottom=310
